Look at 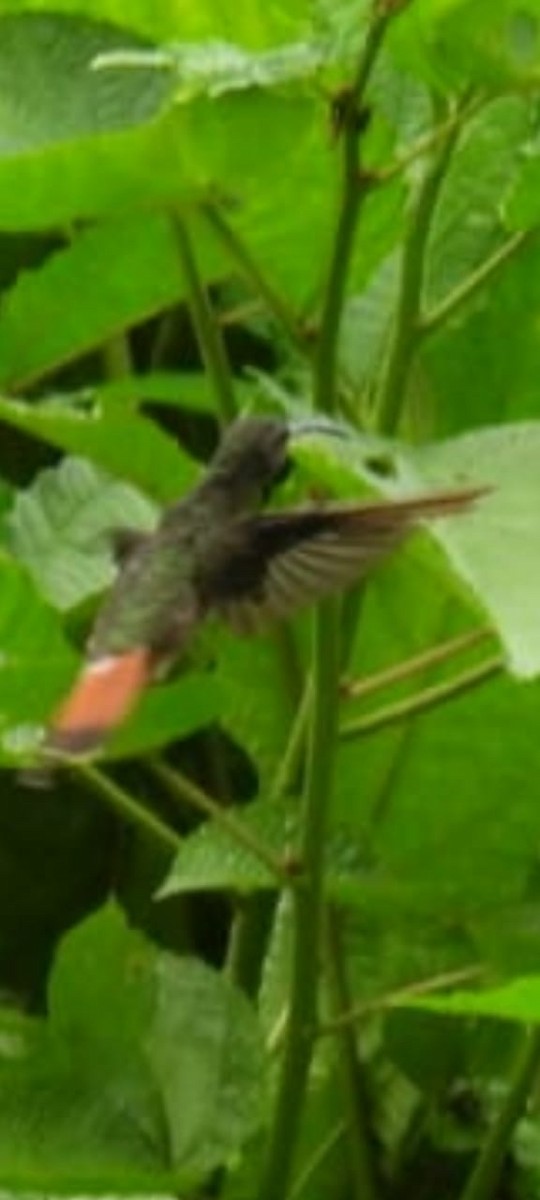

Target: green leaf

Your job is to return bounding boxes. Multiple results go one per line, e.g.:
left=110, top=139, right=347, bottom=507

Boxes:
left=5, top=0, right=311, bottom=45
left=325, top=555, right=540, bottom=998
left=0, top=393, right=196, bottom=501
left=8, top=456, right=157, bottom=611
left=0, top=11, right=173, bottom=152
left=425, top=97, right=531, bottom=308
left=0, top=214, right=215, bottom=391
left=402, top=976, right=540, bottom=1024
left=147, top=950, right=265, bottom=1177
left=389, top=0, right=540, bottom=91
left=419, top=238, right=540, bottom=437
left=215, top=630, right=297, bottom=791
left=160, top=796, right=295, bottom=896
left=0, top=904, right=266, bottom=1192
left=405, top=423, right=540, bottom=678
left=507, top=150, right=540, bottom=229
left=106, top=671, right=222, bottom=759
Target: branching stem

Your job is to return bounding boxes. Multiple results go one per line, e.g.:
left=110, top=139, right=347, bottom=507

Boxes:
left=258, top=9, right=405, bottom=1195
left=343, top=626, right=493, bottom=702
left=203, top=202, right=307, bottom=352
left=375, top=109, right=462, bottom=434
left=313, top=9, right=392, bottom=416
left=258, top=602, right=340, bottom=1200
left=341, top=655, right=503, bottom=741
left=421, top=228, right=537, bottom=336
left=325, top=907, right=382, bottom=1200
left=172, top=214, right=237, bottom=423
left=460, top=1027, right=540, bottom=1200
left=77, top=762, right=182, bottom=853
left=150, top=757, right=290, bottom=884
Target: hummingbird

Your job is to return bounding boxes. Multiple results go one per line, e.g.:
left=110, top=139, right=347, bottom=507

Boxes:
left=42, top=416, right=485, bottom=759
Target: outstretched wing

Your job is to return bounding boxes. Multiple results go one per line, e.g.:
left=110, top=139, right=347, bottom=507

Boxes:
left=215, top=487, right=486, bottom=634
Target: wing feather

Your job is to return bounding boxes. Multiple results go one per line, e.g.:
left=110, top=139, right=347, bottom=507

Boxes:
left=216, top=487, right=486, bottom=633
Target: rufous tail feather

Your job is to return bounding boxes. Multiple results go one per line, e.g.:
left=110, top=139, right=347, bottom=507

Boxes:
left=45, top=646, right=152, bottom=757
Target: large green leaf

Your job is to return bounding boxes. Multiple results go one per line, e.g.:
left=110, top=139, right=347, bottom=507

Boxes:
left=388, top=0, right=540, bottom=92
left=0, top=12, right=173, bottom=152
left=106, top=671, right=222, bottom=759
left=0, top=214, right=216, bottom=391
left=8, top=456, right=157, bottom=610
left=0, top=904, right=266, bottom=1192
left=405, top=423, right=540, bottom=678
left=0, top=0, right=311, bottom=45
left=0, top=393, right=196, bottom=500
left=424, top=96, right=531, bottom=308
left=419, top=238, right=540, bottom=438
left=214, top=629, right=298, bottom=791
left=0, top=8, right=404, bottom=305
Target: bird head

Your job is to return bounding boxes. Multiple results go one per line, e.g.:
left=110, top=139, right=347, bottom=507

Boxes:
left=206, top=416, right=290, bottom=508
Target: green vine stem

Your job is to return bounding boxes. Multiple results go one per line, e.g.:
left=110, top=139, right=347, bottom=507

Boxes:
left=76, top=762, right=183, bottom=853
left=258, top=601, right=341, bottom=1200
left=258, top=8, right=405, bottom=1195
left=420, top=227, right=537, bottom=337
left=325, top=907, right=382, bottom=1200
left=101, top=332, right=133, bottom=380
left=343, top=626, right=493, bottom=702
left=340, top=654, right=503, bottom=741
left=375, top=106, right=462, bottom=435
left=289, top=1122, right=348, bottom=1200
left=460, top=1027, right=540, bottom=1200
left=202, top=202, right=308, bottom=352
left=377, top=94, right=484, bottom=188
left=172, top=214, right=237, bottom=424
left=320, top=964, right=484, bottom=1034
left=313, top=8, right=391, bottom=417
left=150, top=757, right=290, bottom=884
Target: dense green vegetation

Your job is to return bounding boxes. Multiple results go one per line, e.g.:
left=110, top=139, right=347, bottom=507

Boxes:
left=1, top=1, right=540, bottom=1197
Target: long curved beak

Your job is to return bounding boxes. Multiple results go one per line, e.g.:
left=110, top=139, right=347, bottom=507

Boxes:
left=288, top=416, right=351, bottom=441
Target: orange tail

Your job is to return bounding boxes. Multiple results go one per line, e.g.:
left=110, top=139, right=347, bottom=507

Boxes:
left=46, top=646, right=152, bottom=757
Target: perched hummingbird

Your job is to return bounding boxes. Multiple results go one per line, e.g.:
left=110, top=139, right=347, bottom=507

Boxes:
left=43, top=416, right=485, bottom=758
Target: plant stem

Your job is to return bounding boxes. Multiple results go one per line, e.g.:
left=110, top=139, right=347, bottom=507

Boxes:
left=259, top=9, right=404, bottom=1193
left=203, top=202, right=307, bottom=352
left=225, top=895, right=277, bottom=996
left=420, top=228, right=537, bottom=336
left=325, top=907, right=382, bottom=1200
left=271, top=677, right=313, bottom=801
left=375, top=109, right=462, bottom=435
left=377, top=95, right=485, bottom=187
left=321, top=964, right=484, bottom=1034
left=101, top=333, right=133, bottom=380
left=172, top=214, right=237, bottom=424
left=341, top=654, right=503, bottom=741
left=343, top=626, right=493, bottom=702
left=460, top=1027, right=540, bottom=1200
left=76, top=762, right=182, bottom=853
left=313, top=9, right=391, bottom=416
left=258, top=602, right=341, bottom=1200
left=289, top=1121, right=347, bottom=1200
left=150, top=757, right=289, bottom=884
